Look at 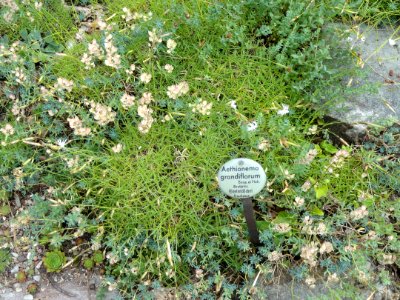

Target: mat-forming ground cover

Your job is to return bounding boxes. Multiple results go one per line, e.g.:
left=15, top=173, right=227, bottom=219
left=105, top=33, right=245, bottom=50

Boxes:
left=0, top=0, right=399, bottom=298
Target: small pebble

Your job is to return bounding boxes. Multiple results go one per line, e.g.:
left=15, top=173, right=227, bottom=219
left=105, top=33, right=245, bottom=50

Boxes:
left=35, top=261, right=42, bottom=269
left=23, top=295, right=34, bottom=300
left=10, top=265, right=19, bottom=274
left=33, top=275, right=41, bottom=282
left=13, top=283, right=22, bottom=293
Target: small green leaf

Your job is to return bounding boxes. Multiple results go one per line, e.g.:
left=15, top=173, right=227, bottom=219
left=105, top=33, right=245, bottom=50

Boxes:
left=272, top=211, right=297, bottom=225
left=315, top=185, right=328, bottom=199
left=320, top=141, right=337, bottom=154
left=310, top=206, right=324, bottom=216
left=256, top=221, right=270, bottom=231
left=32, top=52, right=48, bottom=63
left=0, top=205, right=11, bottom=216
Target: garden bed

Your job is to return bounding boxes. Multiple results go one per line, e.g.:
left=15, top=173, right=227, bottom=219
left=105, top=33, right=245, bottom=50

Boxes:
left=0, top=0, right=399, bottom=299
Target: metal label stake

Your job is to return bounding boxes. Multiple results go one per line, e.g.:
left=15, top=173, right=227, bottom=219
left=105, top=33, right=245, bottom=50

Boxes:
left=217, top=158, right=266, bottom=246
left=242, top=198, right=260, bottom=245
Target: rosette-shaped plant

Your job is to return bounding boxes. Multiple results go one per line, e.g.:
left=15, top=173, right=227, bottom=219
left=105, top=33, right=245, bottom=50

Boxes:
left=43, top=250, right=66, bottom=272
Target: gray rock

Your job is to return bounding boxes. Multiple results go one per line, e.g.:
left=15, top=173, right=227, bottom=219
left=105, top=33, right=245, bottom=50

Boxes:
left=323, top=24, right=400, bottom=143
left=9, top=266, right=19, bottom=274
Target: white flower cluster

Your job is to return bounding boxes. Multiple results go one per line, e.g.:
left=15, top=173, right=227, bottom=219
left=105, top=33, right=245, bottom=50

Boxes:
left=306, top=125, right=318, bottom=135
left=148, top=28, right=162, bottom=48
left=305, top=276, right=316, bottom=289
left=301, top=218, right=327, bottom=235
left=125, top=64, right=136, bottom=75
left=120, top=93, right=135, bottom=109
left=300, top=242, right=319, bottom=267
left=301, top=180, right=312, bottom=192
left=350, top=205, right=368, bottom=221
left=135, top=92, right=154, bottom=134
left=137, top=104, right=154, bottom=134
left=388, top=39, right=396, bottom=46
left=319, top=241, right=334, bottom=254
left=189, top=99, right=212, bottom=115
left=112, top=143, right=123, bottom=153
left=257, top=139, right=270, bottom=151
left=0, top=124, right=15, bottom=136
left=166, top=39, right=177, bottom=54
left=138, top=92, right=153, bottom=105
left=381, top=254, right=396, bottom=265
left=67, top=116, right=91, bottom=136
left=167, top=81, right=189, bottom=99
left=81, top=40, right=104, bottom=70
left=2, top=0, right=19, bottom=23
left=164, top=64, right=174, bottom=73
left=13, top=67, right=26, bottom=84
left=54, top=77, right=74, bottom=92
left=246, top=121, right=258, bottom=132
left=11, top=96, right=24, bottom=119
left=140, top=72, right=152, bottom=84
left=299, top=149, right=318, bottom=165
left=277, top=103, right=290, bottom=116
left=294, top=196, right=304, bottom=207
left=326, top=149, right=350, bottom=173
left=34, top=1, right=43, bottom=10
left=96, top=17, right=112, bottom=31
left=267, top=251, right=283, bottom=262
left=122, top=7, right=152, bottom=23
left=106, top=252, right=119, bottom=265
left=273, top=223, right=291, bottom=233
left=89, top=101, right=116, bottom=126
left=104, top=34, right=121, bottom=69
left=283, top=169, right=295, bottom=180
left=327, top=273, right=339, bottom=284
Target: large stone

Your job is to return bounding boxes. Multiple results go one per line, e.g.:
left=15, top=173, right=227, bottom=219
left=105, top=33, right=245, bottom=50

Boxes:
left=324, top=24, right=400, bottom=143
